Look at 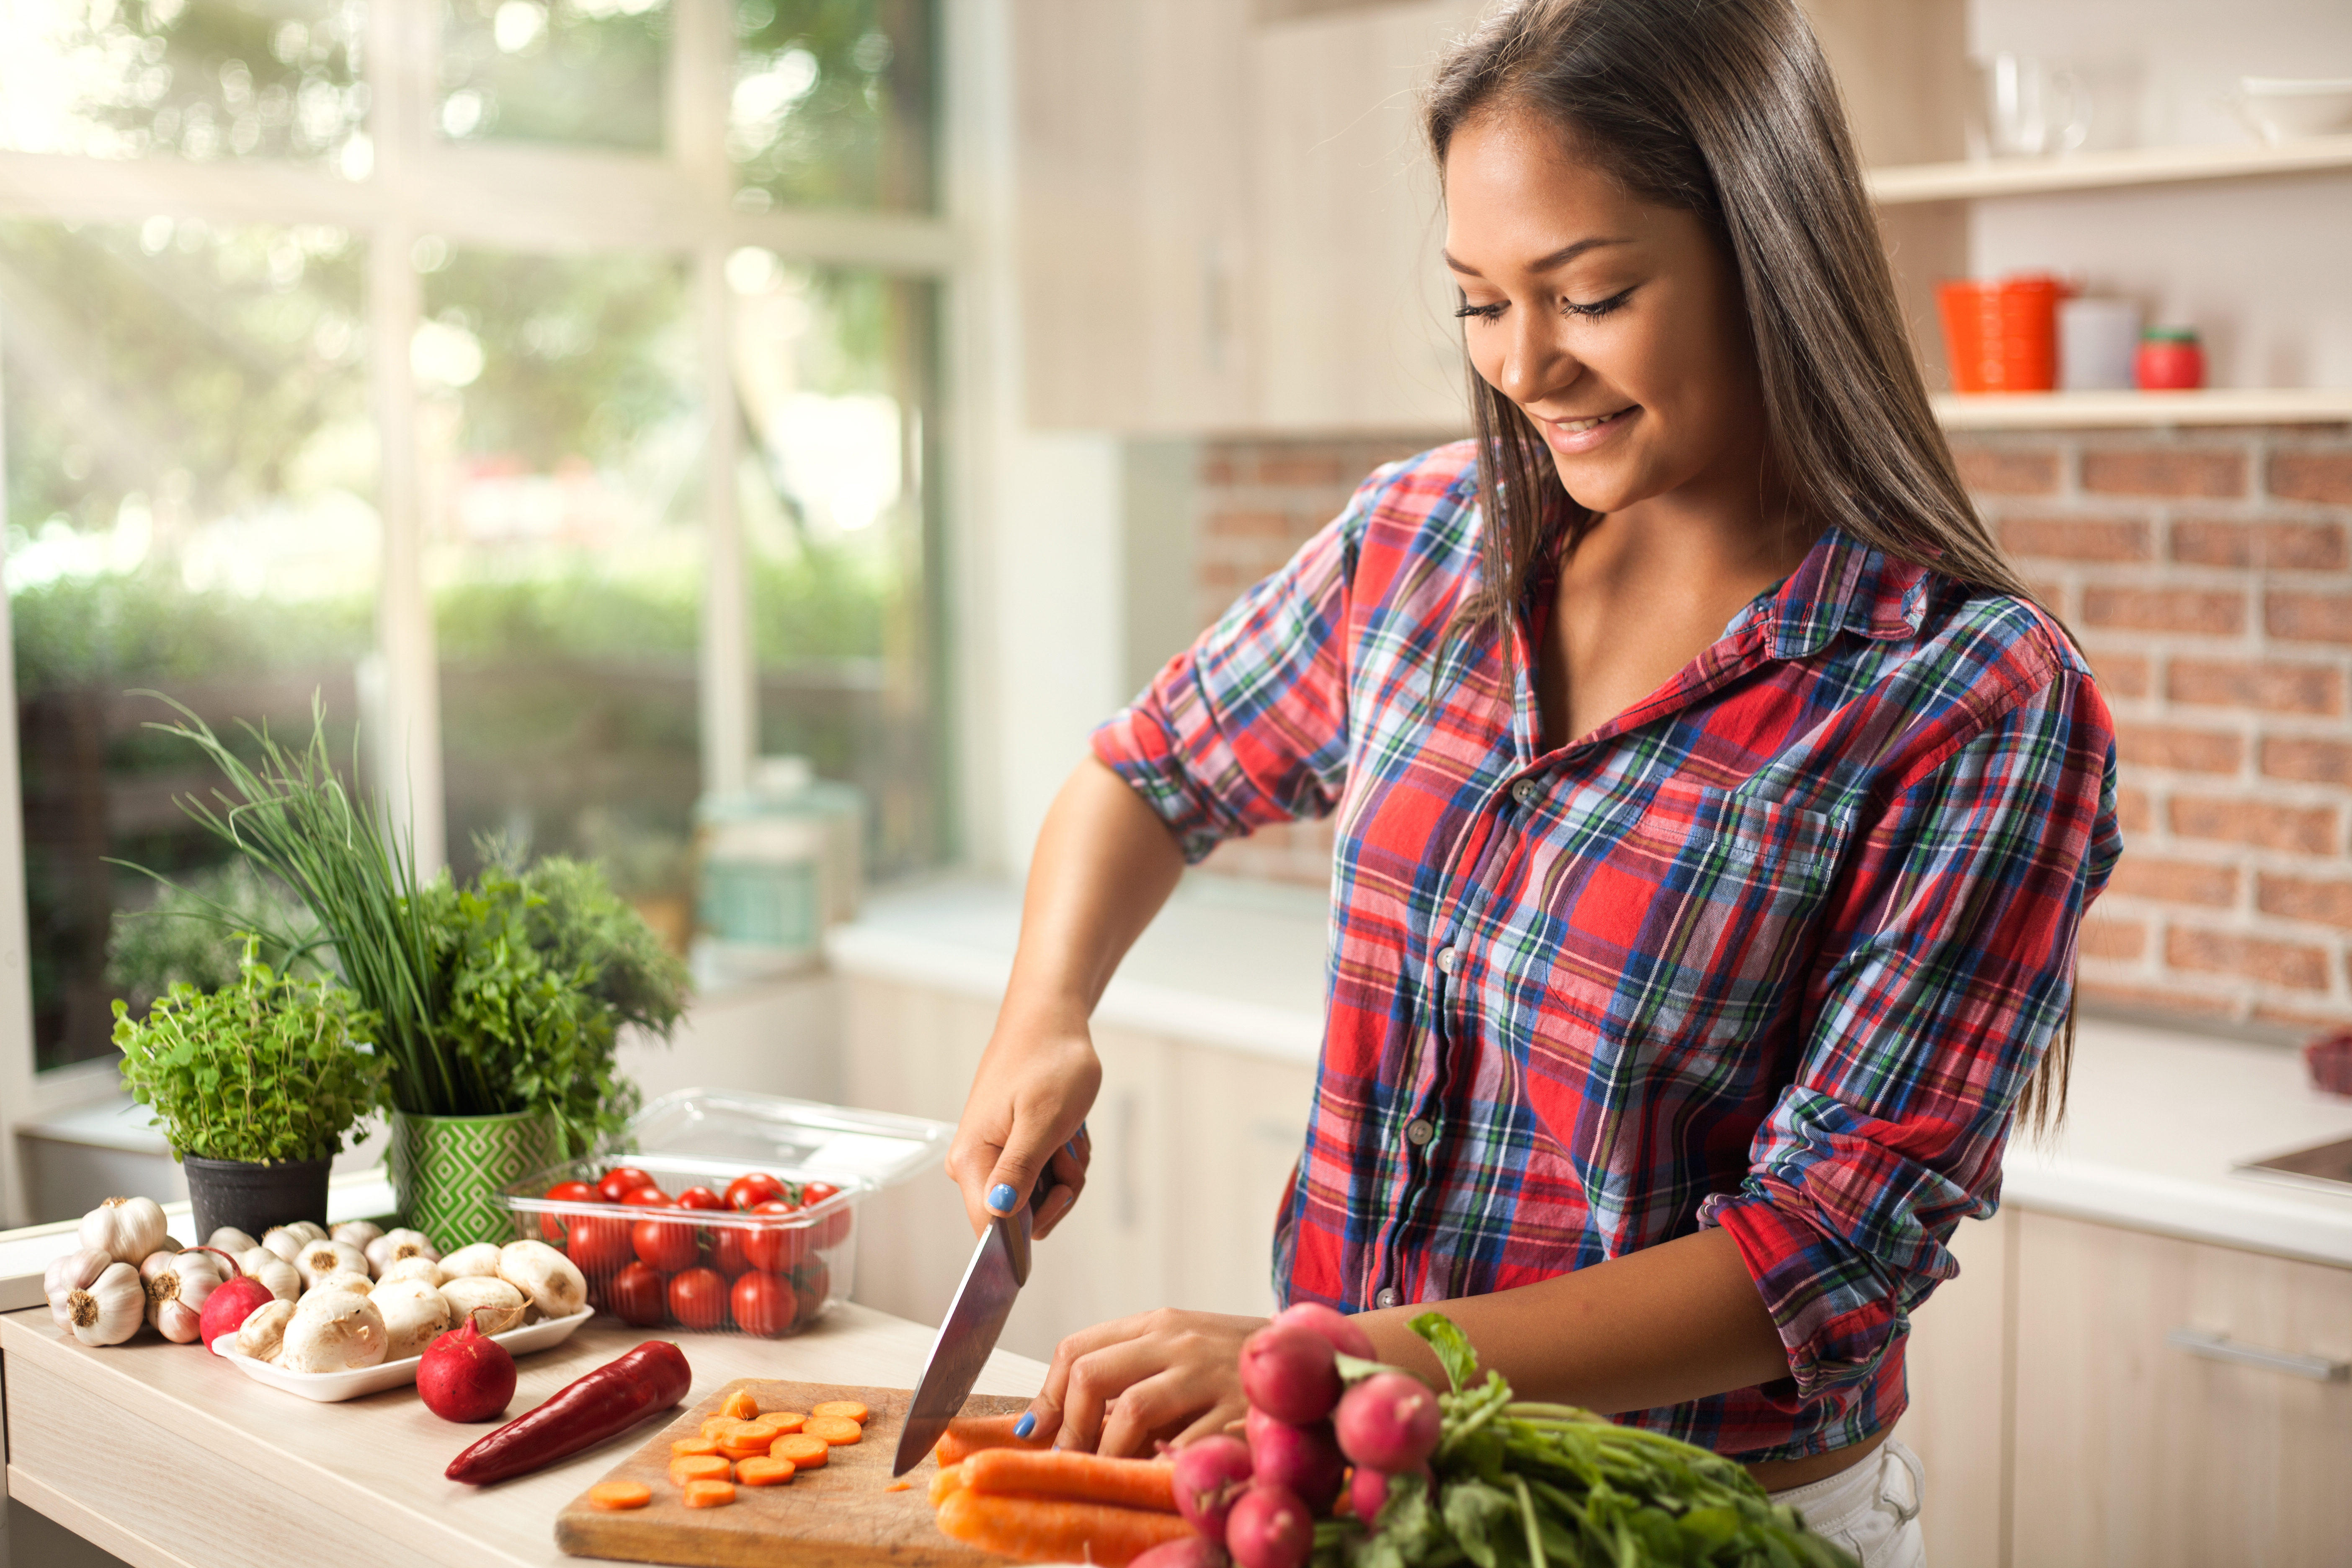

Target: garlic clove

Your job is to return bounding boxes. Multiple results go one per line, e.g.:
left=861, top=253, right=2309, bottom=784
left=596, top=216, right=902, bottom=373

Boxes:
left=207, top=1226, right=261, bottom=1256
left=234, top=1297, right=297, bottom=1362
left=364, top=1228, right=439, bottom=1276
left=438, top=1243, right=503, bottom=1280
left=44, top=1248, right=113, bottom=1330
left=262, top=1226, right=307, bottom=1264
left=381, top=1256, right=446, bottom=1287
left=79, top=1196, right=168, bottom=1266
left=68, top=1261, right=147, bottom=1346
left=371, top=1277, right=454, bottom=1360
left=279, top=1291, right=388, bottom=1372
left=294, top=1238, right=371, bottom=1290
left=285, top=1220, right=329, bottom=1244
left=495, top=1240, right=587, bottom=1320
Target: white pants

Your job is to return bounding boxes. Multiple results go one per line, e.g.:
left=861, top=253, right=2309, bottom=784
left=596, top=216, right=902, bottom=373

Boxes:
left=1767, top=1439, right=1926, bottom=1568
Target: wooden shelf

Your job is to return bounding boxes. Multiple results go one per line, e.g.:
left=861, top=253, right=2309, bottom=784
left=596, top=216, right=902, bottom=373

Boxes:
left=1870, top=134, right=2352, bottom=204
left=1932, top=388, right=2352, bottom=429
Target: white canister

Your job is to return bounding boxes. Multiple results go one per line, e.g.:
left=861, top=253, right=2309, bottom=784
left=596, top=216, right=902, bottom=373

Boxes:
left=2059, top=297, right=2141, bottom=392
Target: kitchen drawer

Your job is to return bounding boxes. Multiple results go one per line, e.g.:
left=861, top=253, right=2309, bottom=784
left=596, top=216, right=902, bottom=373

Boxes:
left=2011, top=1209, right=2352, bottom=1568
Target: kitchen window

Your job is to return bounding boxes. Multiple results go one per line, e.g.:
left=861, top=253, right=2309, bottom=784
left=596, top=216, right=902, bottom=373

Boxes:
left=0, top=0, right=953, bottom=1198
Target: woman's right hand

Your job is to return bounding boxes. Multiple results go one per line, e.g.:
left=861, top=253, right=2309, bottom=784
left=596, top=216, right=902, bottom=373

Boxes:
left=946, top=1001, right=1103, bottom=1239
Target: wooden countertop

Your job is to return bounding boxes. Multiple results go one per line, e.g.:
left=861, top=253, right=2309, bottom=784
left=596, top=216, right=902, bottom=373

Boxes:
left=1, top=1301, right=1047, bottom=1568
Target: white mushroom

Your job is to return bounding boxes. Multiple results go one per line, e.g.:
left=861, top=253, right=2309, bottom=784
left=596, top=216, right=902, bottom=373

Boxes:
left=496, top=1239, right=587, bottom=1320
left=439, top=1275, right=531, bottom=1327
left=437, top=1242, right=504, bottom=1280
left=279, top=1292, right=387, bottom=1373
left=234, top=1298, right=297, bottom=1361
left=309, top=1270, right=376, bottom=1300
left=370, top=1277, right=453, bottom=1360
left=380, top=1255, right=446, bottom=1287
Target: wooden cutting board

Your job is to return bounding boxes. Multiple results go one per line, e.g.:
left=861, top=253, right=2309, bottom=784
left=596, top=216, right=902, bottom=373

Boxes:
left=555, top=1380, right=1026, bottom=1568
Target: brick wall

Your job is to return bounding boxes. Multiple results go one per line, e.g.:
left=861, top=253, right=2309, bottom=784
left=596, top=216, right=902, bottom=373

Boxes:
left=1191, top=424, right=2352, bottom=1035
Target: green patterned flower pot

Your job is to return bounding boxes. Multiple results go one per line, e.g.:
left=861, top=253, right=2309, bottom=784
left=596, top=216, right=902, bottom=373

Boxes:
left=390, top=1109, right=559, bottom=1250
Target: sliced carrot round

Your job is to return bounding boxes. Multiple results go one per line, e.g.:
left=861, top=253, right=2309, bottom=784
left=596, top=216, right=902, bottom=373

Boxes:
left=721, top=1390, right=761, bottom=1420
left=770, top=1434, right=830, bottom=1468
left=736, top=1455, right=798, bottom=1487
left=683, top=1478, right=737, bottom=1509
left=718, top=1439, right=776, bottom=1462
left=812, top=1399, right=870, bottom=1424
left=669, top=1454, right=733, bottom=1487
left=588, top=1480, right=652, bottom=1511
left=762, top=1410, right=808, bottom=1435
left=672, top=1436, right=722, bottom=1458
left=701, top=1416, right=743, bottom=1440
left=804, top=1415, right=863, bottom=1446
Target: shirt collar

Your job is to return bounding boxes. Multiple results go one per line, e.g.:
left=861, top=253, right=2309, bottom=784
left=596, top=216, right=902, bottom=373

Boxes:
left=1757, top=525, right=1932, bottom=660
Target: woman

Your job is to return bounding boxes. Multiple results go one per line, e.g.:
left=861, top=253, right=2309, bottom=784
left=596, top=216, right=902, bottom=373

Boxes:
left=945, top=0, right=2119, bottom=1560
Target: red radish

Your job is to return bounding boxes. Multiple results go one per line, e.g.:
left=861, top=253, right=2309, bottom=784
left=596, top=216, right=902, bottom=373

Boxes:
left=1226, top=1482, right=1313, bottom=1568
left=1238, top=1323, right=1341, bottom=1425
left=198, top=1272, right=275, bottom=1351
left=1129, top=1538, right=1231, bottom=1568
left=1349, top=1465, right=1418, bottom=1524
left=1171, top=1434, right=1254, bottom=1542
left=1244, top=1407, right=1344, bottom=1515
left=1333, top=1372, right=1442, bottom=1473
left=419, top=1305, right=519, bottom=1422
left=1274, top=1302, right=1375, bottom=1361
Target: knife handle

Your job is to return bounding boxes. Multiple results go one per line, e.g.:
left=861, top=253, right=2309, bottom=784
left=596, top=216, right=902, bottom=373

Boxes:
left=1002, top=1168, right=1057, bottom=1287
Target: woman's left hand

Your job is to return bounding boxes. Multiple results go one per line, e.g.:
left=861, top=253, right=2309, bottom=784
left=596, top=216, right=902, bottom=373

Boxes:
left=1022, top=1309, right=1266, bottom=1456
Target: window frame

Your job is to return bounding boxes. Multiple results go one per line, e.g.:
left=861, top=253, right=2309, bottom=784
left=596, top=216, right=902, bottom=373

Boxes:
left=0, top=0, right=961, bottom=1226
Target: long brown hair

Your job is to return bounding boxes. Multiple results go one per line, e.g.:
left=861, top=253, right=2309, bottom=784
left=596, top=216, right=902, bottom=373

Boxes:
left=1424, top=0, right=2077, bottom=1130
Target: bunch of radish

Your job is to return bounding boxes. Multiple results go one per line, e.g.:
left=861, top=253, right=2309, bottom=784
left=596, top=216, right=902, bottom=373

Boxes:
left=1150, top=1305, right=1442, bottom=1568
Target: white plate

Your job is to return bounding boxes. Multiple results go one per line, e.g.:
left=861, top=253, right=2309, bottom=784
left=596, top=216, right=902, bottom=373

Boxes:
left=211, top=1308, right=594, bottom=1403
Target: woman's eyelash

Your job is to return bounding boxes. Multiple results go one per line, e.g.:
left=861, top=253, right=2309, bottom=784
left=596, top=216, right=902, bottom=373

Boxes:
left=1452, top=287, right=1636, bottom=323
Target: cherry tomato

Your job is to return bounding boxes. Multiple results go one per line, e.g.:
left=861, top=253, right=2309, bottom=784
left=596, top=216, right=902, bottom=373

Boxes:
left=743, top=1199, right=810, bottom=1273
left=608, top=1261, right=668, bottom=1327
left=567, top=1215, right=634, bottom=1276
left=668, top=1266, right=729, bottom=1332
left=800, top=1181, right=851, bottom=1248
left=619, top=1185, right=675, bottom=1209
left=725, top=1172, right=787, bottom=1211
left=789, top=1256, right=830, bottom=1327
left=731, top=1271, right=797, bottom=1338
left=596, top=1166, right=656, bottom=1203
left=704, top=1226, right=750, bottom=1278
left=633, top=1216, right=699, bottom=1273
left=675, top=1185, right=727, bottom=1212
left=540, top=1179, right=596, bottom=1244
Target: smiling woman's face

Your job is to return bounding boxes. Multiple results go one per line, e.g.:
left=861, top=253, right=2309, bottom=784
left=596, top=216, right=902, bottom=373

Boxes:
left=1443, top=108, right=1764, bottom=517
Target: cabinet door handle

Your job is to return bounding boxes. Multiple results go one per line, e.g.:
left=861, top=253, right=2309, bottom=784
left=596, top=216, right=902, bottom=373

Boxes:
left=2166, top=1327, right=2350, bottom=1382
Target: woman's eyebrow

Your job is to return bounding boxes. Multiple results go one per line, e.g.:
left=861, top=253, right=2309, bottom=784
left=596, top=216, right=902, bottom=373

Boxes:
left=1444, top=236, right=1631, bottom=278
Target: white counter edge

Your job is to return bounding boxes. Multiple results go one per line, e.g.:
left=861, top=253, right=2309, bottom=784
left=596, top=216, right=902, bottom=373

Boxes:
left=2003, top=1157, right=2352, bottom=1269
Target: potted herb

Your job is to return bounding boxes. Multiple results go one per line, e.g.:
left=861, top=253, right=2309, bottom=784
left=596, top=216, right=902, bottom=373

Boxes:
left=137, top=698, right=687, bottom=1247
left=113, top=942, right=387, bottom=1242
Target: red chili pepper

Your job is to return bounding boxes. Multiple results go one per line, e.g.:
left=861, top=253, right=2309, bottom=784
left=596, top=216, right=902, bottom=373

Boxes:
left=444, top=1340, right=692, bottom=1485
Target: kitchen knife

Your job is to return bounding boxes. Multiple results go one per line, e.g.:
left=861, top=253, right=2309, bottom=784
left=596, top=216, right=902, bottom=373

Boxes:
left=892, top=1171, right=1054, bottom=1476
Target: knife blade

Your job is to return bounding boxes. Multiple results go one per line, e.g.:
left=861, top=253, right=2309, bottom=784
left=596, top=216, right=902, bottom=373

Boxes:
left=893, top=1172, right=1054, bottom=1476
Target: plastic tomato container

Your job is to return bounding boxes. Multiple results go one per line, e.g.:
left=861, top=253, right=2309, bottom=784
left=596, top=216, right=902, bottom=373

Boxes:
left=499, top=1089, right=951, bottom=1338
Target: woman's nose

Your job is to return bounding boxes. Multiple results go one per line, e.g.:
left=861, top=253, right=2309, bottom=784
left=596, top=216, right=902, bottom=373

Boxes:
left=1496, top=312, right=1578, bottom=407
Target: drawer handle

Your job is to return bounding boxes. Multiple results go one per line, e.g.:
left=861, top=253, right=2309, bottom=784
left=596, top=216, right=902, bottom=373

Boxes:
left=2166, top=1327, right=2350, bottom=1382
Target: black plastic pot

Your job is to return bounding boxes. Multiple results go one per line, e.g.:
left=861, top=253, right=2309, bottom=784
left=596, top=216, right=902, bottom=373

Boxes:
left=183, top=1154, right=333, bottom=1244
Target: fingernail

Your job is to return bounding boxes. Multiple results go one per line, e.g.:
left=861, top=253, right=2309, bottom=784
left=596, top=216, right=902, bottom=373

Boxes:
left=987, top=1182, right=1018, bottom=1214
left=1065, top=1137, right=1080, bottom=1157
left=1014, top=1411, right=1037, bottom=1439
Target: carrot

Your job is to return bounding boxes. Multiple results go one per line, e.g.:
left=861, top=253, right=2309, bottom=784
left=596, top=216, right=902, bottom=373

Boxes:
left=721, top=1390, right=761, bottom=1420
left=737, top=1456, right=797, bottom=1487
left=929, top=1462, right=968, bottom=1509
left=701, top=1416, right=744, bottom=1439
left=670, top=1455, right=733, bottom=1487
left=886, top=1480, right=913, bottom=1492
left=771, top=1434, right=831, bottom=1468
left=805, top=1416, right=863, bottom=1446
left=672, top=1437, right=722, bottom=1458
left=812, top=1399, right=869, bottom=1424
left=587, top=1481, right=652, bottom=1511
left=959, top=1449, right=1179, bottom=1514
left=683, top=1479, right=736, bottom=1509
left=720, top=1437, right=777, bottom=1461
left=934, top=1414, right=1051, bottom=1467
left=935, top=1489, right=1194, bottom=1566
left=763, top=1411, right=808, bottom=1435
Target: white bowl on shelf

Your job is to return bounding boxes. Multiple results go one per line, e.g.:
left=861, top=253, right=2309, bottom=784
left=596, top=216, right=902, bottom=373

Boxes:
left=2236, top=77, right=2352, bottom=145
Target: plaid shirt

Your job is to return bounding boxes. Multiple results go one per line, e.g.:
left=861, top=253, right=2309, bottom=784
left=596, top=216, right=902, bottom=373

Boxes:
left=1093, top=440, right=2120, bottom=1461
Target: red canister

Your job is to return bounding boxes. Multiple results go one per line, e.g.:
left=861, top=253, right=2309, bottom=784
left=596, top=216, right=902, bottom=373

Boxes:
left=1937, top=273, right=2063, bottom=392
left=2135, top=326, right=2205, bottom=391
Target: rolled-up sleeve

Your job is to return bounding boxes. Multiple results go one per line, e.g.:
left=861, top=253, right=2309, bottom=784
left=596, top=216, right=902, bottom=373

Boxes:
left=1698, top=663, right=2122, bottom=1406
left=1091, top=475, right=1377, bottom=863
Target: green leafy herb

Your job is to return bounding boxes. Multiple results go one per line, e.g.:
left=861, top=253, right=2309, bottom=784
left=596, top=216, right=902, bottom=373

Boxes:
left=113, top=941, right=386, bottom=1164
left=1322, top=1315, right=1857, bottom=1568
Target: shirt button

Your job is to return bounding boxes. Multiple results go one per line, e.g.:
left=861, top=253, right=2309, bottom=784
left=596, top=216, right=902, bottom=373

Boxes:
left=1405, top=1118, right=1435, bottom=1147
left=1374, top=1288, right=1401, bottom=1309
left=1436, top=945, right=1457, bottom=975
left=1511, top=779, right=1540, bottom=807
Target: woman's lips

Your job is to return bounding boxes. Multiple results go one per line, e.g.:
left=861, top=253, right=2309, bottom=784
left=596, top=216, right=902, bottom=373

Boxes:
left=1541, top=405, right=1637, bottom=454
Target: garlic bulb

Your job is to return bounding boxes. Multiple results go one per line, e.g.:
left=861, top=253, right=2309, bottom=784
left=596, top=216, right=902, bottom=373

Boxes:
left=140, top=1248, right=233, bottom=1344
left=206, top=1226, right=260, bottom=1255
left=497, top=1239, right=588, bottom=1319
left=280, top=1291, right=387, bottom=1373
left=330, top=1220, right=384, bottom=1253
left=439, top=1274, right=529, bottom=1328
left=364, top=1228, right=438, bottom=1275
left=380, top=1255, right=445, bottom=1287
left=234, top=1298, right=297, bottom=1361
left=311, top=1270, right=375, bottom=1298
left=239, top=1250, right=300, bottom=1301
left=438, top=1243, right=503, bottom=1280
left=79, top=1196, right=167, bottom=1264
left=44, top=1248, right=113, bottom=1329
left=371, top=1277, right=453, bottom=1360
left=65, top=1261, right=145, bottom=1345
left=284, top=1220, right=328, bottom=1244
left=294, top=1238, right=370, bottom=1289
left=262, top=1226, right=307, bottom=1264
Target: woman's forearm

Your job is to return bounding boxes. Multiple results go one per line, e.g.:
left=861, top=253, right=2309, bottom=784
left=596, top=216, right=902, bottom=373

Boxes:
left=1350, top=1227, right=1788, bottom=1414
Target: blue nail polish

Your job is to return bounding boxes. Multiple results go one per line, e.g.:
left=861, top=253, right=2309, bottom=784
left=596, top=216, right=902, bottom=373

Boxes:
left=1014, top=1411, right=1037, bottom=1440
left=1065, top=1137, right=1080, bottom=1157
left=987, top=1182, right=1018, bottom=1214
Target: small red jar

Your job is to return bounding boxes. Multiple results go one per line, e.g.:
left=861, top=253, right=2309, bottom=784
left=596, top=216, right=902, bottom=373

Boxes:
left=2135, top=326, right=2204, bottom=391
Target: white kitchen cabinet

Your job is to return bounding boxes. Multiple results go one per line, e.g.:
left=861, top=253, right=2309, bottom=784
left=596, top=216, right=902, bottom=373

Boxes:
left=1894, top=1208, right=2014, bottom=1568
